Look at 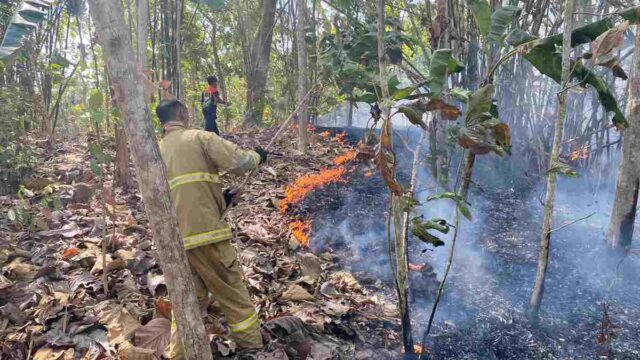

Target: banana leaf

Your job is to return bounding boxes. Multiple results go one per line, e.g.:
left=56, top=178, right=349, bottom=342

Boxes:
left=0, top=0, right=53, bottom=59
left=191, top=0, right=227, bottom=10
left=468, top=0, right=491, bottom=37
left=507, top=26, right=628, bottom=127
left=488, top=6, right=521, bottom=44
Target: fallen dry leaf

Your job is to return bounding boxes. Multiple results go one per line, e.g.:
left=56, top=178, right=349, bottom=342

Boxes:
left=281, top=284, right=316, bottom=302
left=133, top=317, right=171, bottom=358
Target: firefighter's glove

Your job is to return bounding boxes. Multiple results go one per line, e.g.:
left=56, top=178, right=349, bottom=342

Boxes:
left=255, top=147, right=268, bottom=165
left=223, top=187, right=242, bottom=207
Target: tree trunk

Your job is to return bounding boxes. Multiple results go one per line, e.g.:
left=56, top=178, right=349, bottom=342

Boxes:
left=377, top=0, right=413, bottom=354
left=608, top=26, right=640, bottom=250
left=114, top=125, right=131, bottom=191
left=529, top=0, right=574, bottom=321
left=346, top=100, right=353, bottom=128
left=243, top=0, right=277, bottom=126
left=295, top=0, right=308, bottom=153
left=137, top=0, right=150, bottom=68
left=87, top=2, right=213, bottom=359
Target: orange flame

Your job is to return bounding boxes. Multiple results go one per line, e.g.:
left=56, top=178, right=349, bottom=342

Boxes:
left=319, top=131, right=331, bottom=138
left=569, top=144, right=589, bottom=161
left=289, top=219, right=312, bottom=246
left=279, top=167, right=347, bottom=212
left=332, top=132, right=347, bottom=145
left=333, top=150, right=357, bottom=165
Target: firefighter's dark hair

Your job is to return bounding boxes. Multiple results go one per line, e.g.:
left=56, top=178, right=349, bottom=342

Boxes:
left=207, top=76, right=218, bottom=85
left=156, top=99, right=186, bottom=124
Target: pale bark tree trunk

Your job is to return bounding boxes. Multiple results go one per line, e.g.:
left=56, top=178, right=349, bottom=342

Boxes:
left=137, top=0, right=149, bottom=68
left=529, top=0, right=574, bottom=320
left=87, top=2, right=212, bottom=359
left=296, top=0, right=308, bottom=153
left=243, top=0, right=277, bottom=126
left=608, top=27, right=640, bottom=250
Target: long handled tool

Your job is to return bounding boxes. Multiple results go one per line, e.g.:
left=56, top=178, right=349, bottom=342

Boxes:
left=220, top=84, right=320, bottom=220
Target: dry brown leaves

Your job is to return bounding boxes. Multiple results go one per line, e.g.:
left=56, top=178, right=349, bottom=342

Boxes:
left=1, top=126, right=399, bottom=359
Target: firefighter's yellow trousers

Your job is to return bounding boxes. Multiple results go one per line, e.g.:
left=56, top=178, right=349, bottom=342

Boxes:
left=168, top=241, right=262, bottom=359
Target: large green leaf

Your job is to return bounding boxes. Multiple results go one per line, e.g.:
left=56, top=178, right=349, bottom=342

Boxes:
left=545, top=18, right=613, bottom=47
left=397, top=104, right=428, bottom=129
left=488, top=6, right=521, bottom=44
left=468, top=0, right=491, bottom=37
left=88, top=90, right=104, bottom=112
left=411, top=218, right=448, bottom=247
left=0, top=0, right=52, bottom=59
left=428, top=49, right=463, bottom=98
left=191, top=0, right=227, bottom=10
left=458, top=84, right=511, bottom=157
left=618, top=6, right=640, bottom=23
left=463, top=83, right=494, bottom=127
left=508, top=28, right=628, bottom=128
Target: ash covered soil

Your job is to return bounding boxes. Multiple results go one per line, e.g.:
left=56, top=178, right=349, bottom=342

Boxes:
left=302, top=129, right=640, bottom=360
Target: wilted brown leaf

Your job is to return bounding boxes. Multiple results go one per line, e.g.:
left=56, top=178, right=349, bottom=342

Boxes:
left=281, top=284, right=316, bottom=302
left=592, top=21, right=629, bottom=61
left=61, top=247, right=79, bottom=259
left=96, top=302, right=141, bottom=342
left=155, top=297, right=172, bottom=319
left=133, top=317, right=171, bottom=358
left=375, top=120, right=404, bottom=196
left=426, top=99, right=461, bottom=120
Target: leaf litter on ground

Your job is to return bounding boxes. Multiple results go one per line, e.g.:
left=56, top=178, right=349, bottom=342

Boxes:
left=0, top=127, right=402, bottom=359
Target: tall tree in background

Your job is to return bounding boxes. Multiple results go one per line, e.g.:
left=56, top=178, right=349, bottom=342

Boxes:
left=87, top=1, right=212, bottom=359
left=529, top=0, right=575, bottom=321
left=609, top=26, right=640, bottom=250
left=296, top=0, right=308, bottom=152
left=241, top=0, right=277, bottom=126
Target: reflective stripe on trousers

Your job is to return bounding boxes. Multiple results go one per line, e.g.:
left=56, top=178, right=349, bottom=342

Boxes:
left=228, top=311, right=259, bottom=333
left=183, top=227, right=233, bottom=250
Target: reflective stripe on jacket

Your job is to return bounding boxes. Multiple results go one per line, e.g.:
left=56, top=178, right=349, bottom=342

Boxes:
left=159, top=123, right=261, bottom=250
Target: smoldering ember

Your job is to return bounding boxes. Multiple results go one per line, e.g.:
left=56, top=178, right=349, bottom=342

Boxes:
left=1, top=1, right=640, bottom=360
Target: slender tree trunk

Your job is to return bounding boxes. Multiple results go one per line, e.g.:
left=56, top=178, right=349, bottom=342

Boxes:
left=608, top=26, right=640, bottom=250
left=459, top=152, right=475, bottom=200
left=377, top=0, right=413, bottom=354
left=296, top=0, right=308, bottom=152
left=529, top=0, right=574, bottom=320
left=206, top=15, right=231, bottom=130
left=346, top=100, right=353, bottom=128
left=243, top=0, right=277, bottom=126
left=87, top=2, right=213, bottom=359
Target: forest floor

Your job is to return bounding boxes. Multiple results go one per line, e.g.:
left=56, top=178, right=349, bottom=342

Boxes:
left=0, top=127, right=405, bottom=360
left=2, top=126, right=640, bottom=360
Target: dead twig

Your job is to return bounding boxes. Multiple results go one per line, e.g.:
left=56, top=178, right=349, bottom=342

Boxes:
left=548, top=212, right=595, bottom=234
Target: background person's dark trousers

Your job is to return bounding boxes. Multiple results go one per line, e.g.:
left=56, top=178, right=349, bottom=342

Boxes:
left=203, top=105, right=220, bottom=135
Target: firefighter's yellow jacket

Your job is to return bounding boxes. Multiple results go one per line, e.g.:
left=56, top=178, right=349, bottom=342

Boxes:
left=159, top=122, right=261, bottom=250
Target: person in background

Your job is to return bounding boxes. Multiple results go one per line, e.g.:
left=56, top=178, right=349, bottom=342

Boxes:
left=201, top=76, right=229, bottom=135
left=156, top=99, right=267, bottom=360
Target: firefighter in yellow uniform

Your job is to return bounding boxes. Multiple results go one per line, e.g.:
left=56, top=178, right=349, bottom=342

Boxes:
left=155, top=99, right=266, bottom=359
